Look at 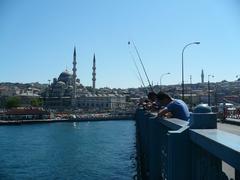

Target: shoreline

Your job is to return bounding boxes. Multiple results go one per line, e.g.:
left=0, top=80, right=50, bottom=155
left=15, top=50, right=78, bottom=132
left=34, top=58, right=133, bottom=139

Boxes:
left=0, top=115, right=134, bottom=126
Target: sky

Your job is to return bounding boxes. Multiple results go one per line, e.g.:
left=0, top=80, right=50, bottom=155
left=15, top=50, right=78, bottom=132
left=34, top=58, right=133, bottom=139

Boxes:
left=1, top=0, right=240, bottom=88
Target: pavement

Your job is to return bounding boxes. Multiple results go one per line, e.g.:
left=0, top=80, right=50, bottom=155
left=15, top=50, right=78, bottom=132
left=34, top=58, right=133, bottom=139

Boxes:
left=217, top=122, right=240, bottom=136
left=217, top=122, right=240, bottom=180
left=223, top=117, right=240, bottom=126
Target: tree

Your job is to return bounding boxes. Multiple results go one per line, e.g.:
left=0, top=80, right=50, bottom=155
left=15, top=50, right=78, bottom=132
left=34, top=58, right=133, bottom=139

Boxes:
left=30, top=98, right=43, bottom=107
left=5, top=96, right=20, bottom=109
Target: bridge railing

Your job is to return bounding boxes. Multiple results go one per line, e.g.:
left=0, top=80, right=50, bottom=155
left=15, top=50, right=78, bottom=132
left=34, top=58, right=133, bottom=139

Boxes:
left=135, top=108, right=240, bottom=180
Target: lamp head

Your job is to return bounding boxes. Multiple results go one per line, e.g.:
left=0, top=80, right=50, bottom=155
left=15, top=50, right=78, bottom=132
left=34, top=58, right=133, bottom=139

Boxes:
left=195, top=42, right=200, bottom=45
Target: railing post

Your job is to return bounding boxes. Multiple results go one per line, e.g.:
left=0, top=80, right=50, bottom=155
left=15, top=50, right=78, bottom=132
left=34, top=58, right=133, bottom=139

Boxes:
left=189, top=104, right=229, bottom=180
left=189, top=104, right=217, bottom=129
left=167, top=127, right=191, bottom=180
left=236, top=169, right=240, bottom=180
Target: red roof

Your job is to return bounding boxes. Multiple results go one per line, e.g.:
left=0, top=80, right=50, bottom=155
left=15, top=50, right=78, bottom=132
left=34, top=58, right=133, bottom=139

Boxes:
left=2, top=109, right=49, bottom=115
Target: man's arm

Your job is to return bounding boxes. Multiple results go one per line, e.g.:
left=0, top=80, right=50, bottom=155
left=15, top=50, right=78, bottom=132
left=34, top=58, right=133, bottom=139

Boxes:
left=158, top=107, right=169, bottom=117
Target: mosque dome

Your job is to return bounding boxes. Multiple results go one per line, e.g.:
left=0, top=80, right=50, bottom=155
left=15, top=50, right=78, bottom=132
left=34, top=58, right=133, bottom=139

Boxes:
left=58, top=70, right=73, bottom=83
left=56, top=81, right=66, bottom=86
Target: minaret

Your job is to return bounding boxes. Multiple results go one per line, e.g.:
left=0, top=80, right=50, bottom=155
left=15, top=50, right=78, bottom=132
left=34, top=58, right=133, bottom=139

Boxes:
left=201, top=69, right=204, bottom=83
left=72, top=47, right=77, bottom=99
left=92, top=54, right=96, bottom=94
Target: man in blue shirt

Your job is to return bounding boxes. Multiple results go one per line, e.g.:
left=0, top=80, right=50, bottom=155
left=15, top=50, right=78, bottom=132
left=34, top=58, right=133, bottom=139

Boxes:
left=157, top=92, right=190, bottom=121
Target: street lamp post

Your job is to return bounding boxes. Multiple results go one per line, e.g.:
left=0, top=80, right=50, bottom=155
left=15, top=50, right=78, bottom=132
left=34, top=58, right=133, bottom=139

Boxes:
left=214, top=83, right=218, bottom=106
left=208, top=75, right=214, bottom=106
left=181, top=42, right=200, bottom=101
left=160, top=72, right=170, bottom=91
left=190, top=75, right=193, bottom=109
left=236, top=75, right=240, bottom=103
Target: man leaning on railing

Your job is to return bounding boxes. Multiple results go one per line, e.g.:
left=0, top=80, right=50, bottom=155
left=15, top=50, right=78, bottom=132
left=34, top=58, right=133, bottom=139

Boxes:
left=138, top=91, right=160, bottom=111
left=156, top=91, right=190, bottom=121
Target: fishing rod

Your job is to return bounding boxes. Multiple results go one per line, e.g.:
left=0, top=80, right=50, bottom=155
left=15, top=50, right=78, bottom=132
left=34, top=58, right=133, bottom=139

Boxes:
left=134, top=72, right=143, bottom=87
left=134, top=68, right=149, bottom=95
left=134, top=73, right=149, bottom=94
left=128, top=48, right=146, bottom=89
left=128, top=43, right=149, bottom=95
left=128, top=41, right=154, bottom=92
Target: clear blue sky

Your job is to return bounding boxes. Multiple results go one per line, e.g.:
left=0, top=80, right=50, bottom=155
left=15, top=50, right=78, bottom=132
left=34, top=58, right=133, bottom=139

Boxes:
left=1, top=0, right=240, bottom=88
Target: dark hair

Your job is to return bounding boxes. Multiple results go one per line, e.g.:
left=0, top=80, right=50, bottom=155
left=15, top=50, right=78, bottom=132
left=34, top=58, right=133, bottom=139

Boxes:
left=147, top=91, right=157, bottom=99
left=157, top=91, right=171, bottom=100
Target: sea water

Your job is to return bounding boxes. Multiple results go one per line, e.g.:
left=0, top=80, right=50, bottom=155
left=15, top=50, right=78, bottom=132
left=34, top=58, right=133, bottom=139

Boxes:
left=0, top=121, right=136, bottom=180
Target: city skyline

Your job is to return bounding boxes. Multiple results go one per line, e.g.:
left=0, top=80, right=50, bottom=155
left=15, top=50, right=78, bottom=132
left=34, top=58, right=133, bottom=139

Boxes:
left=1, top=0, right=240, bottom=88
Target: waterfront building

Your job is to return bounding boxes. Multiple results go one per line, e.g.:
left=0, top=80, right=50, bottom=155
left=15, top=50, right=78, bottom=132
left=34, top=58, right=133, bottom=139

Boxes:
left=77, top=94, right=126, bottom=112
left=0, top=108, right=50, bottom=120
left=43, top=47, right=126, bottom=111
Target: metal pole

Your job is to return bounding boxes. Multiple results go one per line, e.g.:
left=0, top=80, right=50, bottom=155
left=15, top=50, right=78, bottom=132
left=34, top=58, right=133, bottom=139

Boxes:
left=160, top=72, right=170, bottom=91
left=181, top=42, right=200, bottom=101
left=208, top=80, right=210, bottom=106
left=190, top=75, right=193, bottom=109
left=208, top=75, right=214, bottom=106
left=182, top=49, right=184, bottom=100
left=214, top=84, right=218, bottom=106
left=236, top=75, right=240, bottom=103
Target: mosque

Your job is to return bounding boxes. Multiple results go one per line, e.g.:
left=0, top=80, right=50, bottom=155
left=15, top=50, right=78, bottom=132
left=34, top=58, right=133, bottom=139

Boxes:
left=43, top=47, right=126, bottom=111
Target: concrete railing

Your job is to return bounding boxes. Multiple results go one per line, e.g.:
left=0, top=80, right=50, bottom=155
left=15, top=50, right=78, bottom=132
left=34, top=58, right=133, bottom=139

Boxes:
left=135, top=107, right=240, bottom=180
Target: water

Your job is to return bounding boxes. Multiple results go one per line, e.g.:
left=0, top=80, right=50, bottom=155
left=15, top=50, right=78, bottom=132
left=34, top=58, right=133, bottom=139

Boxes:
left=0, top=120, right=136, bottom=180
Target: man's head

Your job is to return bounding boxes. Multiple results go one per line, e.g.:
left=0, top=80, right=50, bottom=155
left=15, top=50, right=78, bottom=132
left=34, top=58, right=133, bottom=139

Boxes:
left=157, top=92, right=172, bottom=106
left=147, top=91, right=157, bottom=102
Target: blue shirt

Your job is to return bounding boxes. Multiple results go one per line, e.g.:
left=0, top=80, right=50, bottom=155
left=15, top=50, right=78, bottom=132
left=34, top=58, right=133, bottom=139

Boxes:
left=166, top=99, right=190, bottom=121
